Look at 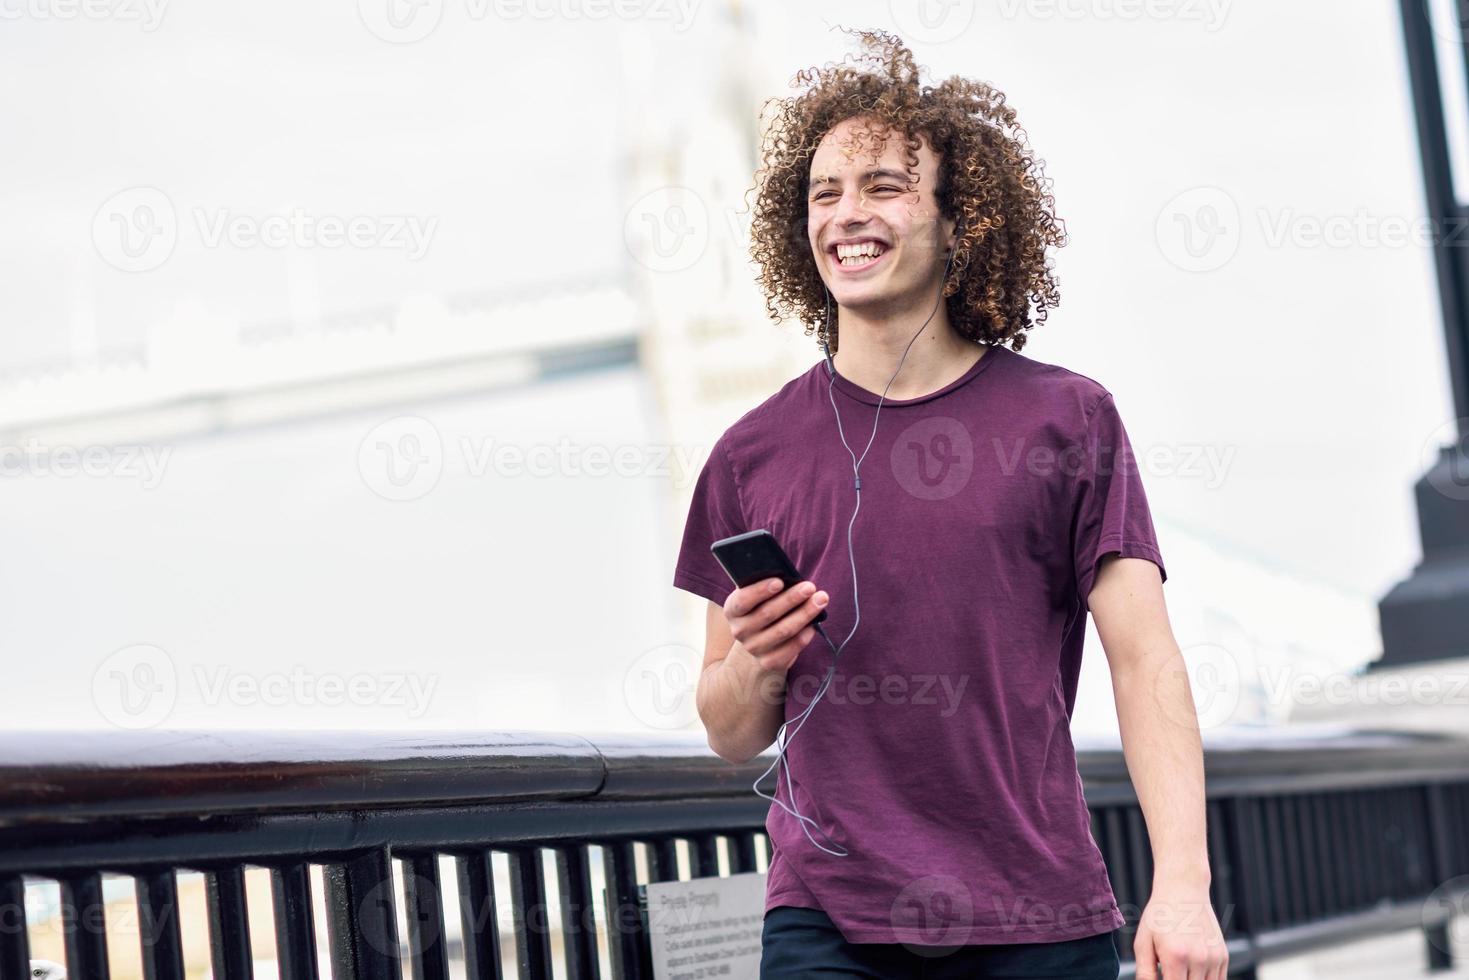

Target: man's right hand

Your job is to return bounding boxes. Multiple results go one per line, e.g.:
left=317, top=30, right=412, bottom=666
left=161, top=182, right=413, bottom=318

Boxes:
left=723, top=577, right=829, bottom=674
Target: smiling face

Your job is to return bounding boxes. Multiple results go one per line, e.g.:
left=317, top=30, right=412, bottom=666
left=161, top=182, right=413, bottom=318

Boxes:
left=807, top=115, right=956, bottom=322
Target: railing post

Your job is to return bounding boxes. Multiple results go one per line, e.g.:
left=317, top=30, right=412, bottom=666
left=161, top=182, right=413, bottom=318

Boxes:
left=455, top=850, right=505, bottom=980
left=600, top=840, right=649, bottom=980
left=270, top=863, right=321, bottom=980
left=204, top=866, right=254, bottom=980
left=0, top=875, right=29, bottom=980
left=325, top=848, right=402, bottom=980
left=135, top=869, right=186, bottom=980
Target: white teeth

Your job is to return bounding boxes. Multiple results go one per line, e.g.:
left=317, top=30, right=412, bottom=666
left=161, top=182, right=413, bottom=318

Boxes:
left=835, top=242, right=885, bottom=266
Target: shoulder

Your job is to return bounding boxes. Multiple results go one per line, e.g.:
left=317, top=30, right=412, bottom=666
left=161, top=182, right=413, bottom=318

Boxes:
left=993, top=345, right=1115, bottom=425
left=716, top=360, right=823, bottom=456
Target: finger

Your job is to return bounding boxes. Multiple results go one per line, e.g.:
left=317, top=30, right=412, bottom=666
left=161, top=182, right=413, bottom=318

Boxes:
left=735, top=580, right=818, bottom=633
left=745, top=591, right=826, bottom=652
left=755, top=625, right=817, bottom=671
left=725, top=577, right=786, bottom=618
left=1132, top=932, right=1156, bottom=980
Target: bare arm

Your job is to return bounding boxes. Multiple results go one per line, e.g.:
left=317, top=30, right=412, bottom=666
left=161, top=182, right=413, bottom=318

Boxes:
left=696, top=578, right=829, bottom=765
left=1090, top=554, right=1227, bottom=979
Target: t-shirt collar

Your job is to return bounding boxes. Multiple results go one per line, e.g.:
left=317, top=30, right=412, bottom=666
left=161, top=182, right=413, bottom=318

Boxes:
left=823, top=343, right=1005, bottom=407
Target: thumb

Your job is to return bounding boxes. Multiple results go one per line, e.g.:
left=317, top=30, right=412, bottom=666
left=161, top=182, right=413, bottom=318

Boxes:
left=1132, top=927, right=1158, bottom=980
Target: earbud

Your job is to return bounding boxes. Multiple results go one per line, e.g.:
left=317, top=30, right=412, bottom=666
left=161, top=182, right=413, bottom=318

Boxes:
left=822, top=288, right=836, bottom=376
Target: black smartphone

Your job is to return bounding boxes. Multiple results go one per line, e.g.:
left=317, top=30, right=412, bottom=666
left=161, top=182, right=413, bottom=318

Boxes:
left=710, top=529, right=827, bottom=623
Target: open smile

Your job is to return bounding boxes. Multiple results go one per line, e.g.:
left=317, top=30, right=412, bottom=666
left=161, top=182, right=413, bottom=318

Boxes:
left=828, top=240, right=889, bottom=274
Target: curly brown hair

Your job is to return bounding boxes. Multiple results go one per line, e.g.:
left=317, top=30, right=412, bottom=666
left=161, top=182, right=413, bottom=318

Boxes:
left=747, top=27, right=1067, bottom=354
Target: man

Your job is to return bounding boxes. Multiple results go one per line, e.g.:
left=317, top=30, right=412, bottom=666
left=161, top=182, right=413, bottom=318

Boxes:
left=672, top=29, right=1227, bottom=980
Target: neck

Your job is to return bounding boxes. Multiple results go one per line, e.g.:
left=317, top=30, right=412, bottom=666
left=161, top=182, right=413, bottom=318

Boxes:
left=830, top=299, right=984, bottom=401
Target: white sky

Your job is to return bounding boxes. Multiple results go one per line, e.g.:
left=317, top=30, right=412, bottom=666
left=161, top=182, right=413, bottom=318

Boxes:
left=0, top=0, right=1459, bottom=733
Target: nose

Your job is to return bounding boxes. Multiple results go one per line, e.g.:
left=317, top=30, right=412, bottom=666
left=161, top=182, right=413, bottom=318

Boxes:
left=830, top=185, right=872, bottom=232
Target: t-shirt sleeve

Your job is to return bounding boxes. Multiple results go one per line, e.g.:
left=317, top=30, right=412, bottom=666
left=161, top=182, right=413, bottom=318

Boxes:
left=1071, top=392, right=1167, bottom=609
left=671, top=433, right=746, bottom=607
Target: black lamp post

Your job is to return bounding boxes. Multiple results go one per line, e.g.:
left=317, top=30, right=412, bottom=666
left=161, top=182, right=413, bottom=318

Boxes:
left=1377, top=1, right=1469, bottom=668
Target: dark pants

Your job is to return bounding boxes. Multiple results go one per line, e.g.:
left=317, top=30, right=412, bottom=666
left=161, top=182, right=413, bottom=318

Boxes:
left=760, top=905, right=1121, bottom=979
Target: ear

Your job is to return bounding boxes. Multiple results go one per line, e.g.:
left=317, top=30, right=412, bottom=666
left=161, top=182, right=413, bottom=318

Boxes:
left=941, top=213, right=959, bottom=252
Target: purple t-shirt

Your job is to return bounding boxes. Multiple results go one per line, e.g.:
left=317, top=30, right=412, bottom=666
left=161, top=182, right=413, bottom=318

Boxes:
left=672, top=342, right=1166, bottom=946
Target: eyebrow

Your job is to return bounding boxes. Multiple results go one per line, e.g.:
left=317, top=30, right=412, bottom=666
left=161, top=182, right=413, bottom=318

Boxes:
left=808, top=168, right=913, bottom=191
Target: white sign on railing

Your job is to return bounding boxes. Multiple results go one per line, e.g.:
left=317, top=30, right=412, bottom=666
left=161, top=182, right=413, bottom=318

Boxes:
left=643, top=871, right=766, bottom=980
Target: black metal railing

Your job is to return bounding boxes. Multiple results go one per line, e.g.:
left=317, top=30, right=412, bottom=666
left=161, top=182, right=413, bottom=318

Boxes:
left=0, top=726, right=1464, bottom=979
